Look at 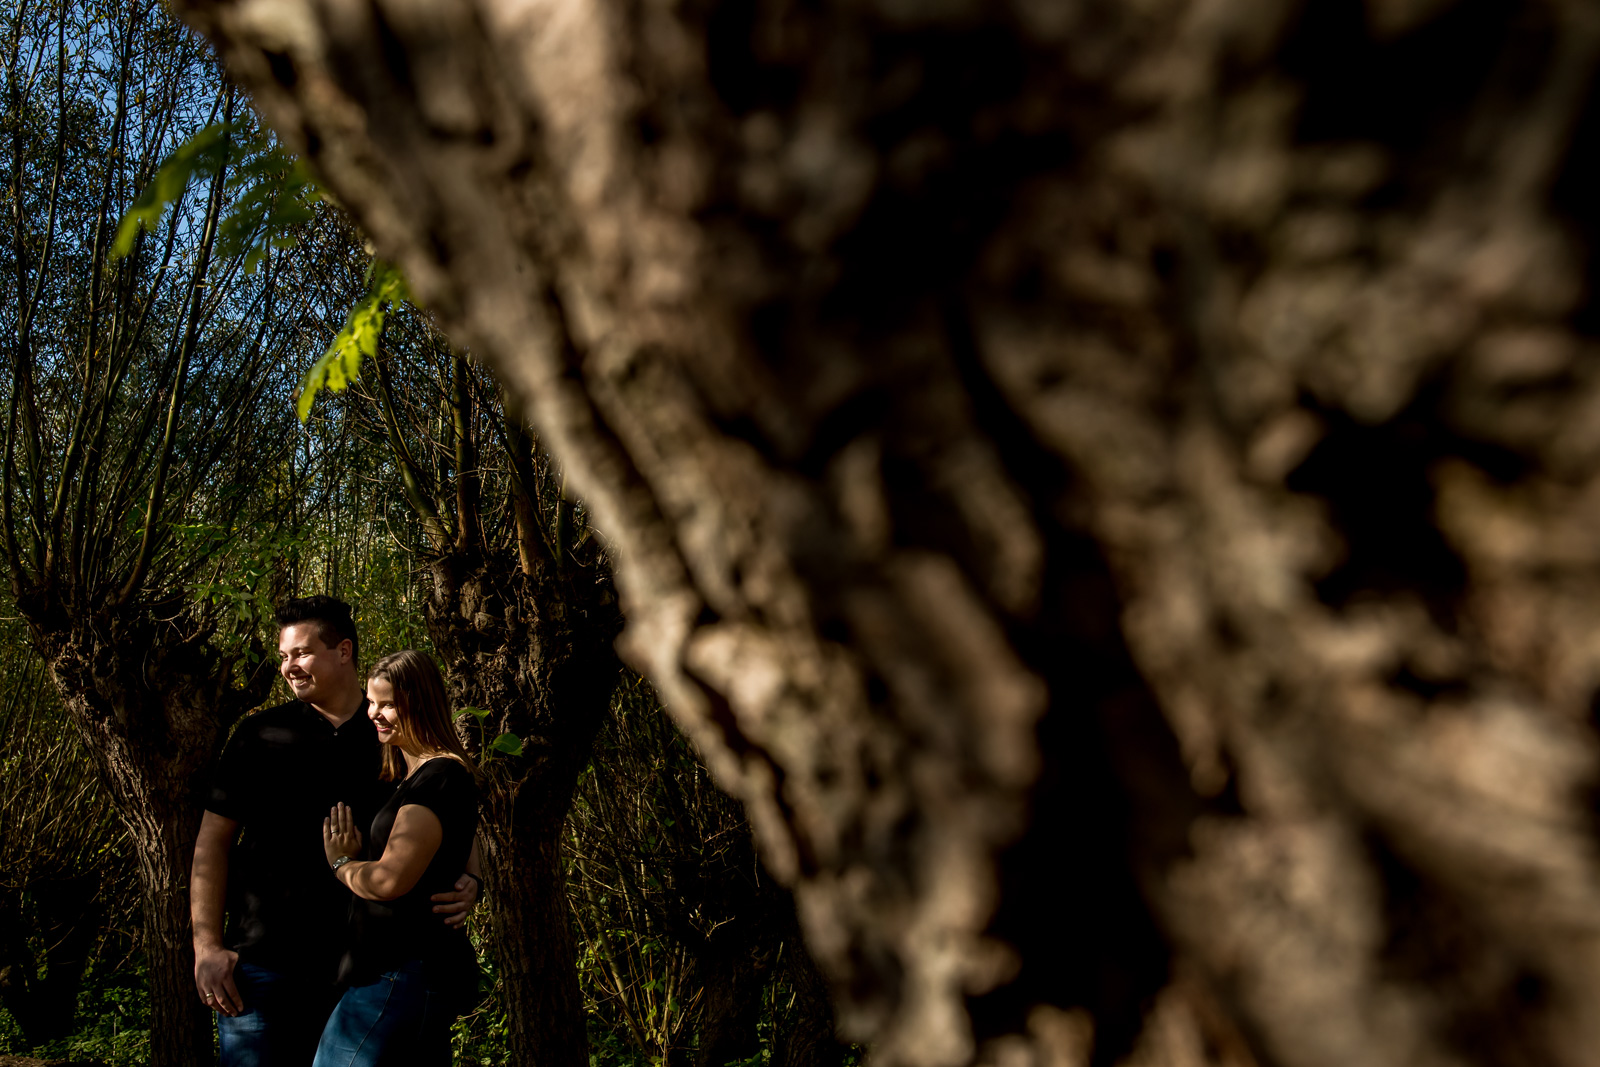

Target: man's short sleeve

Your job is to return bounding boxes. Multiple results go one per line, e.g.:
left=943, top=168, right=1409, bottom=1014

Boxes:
left=205, top=721, right=256, bottom=822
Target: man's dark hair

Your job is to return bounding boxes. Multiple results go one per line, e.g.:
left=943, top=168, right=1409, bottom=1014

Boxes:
left=276, top=595, right=359, bottom=666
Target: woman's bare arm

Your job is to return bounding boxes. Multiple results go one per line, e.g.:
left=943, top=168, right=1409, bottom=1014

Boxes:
left=323, top=801, right=443, bottom=901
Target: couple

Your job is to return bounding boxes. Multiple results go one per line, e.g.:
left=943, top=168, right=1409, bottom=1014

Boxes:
left=190, top=596, right=482, bottom=1067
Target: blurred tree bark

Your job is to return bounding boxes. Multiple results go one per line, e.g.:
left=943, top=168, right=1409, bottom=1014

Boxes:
left=176, top=0, right=1600, bottom=1065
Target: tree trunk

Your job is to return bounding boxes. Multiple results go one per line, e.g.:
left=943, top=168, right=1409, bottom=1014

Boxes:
left=480, top=814, right=586, bottom=1067
left=687, top=860, right=792, bottom=1067
left=39, top=612, right=271, bottom=1067
left=423, top=552, right=621, bottom=1067
left=127, top=800, right=210, bottom=1067
left=64, top=705, right=210, bottom=1067
left=178, top=1, right=1600, bottom=1065
left=692, top=931, right=770, bottom=1067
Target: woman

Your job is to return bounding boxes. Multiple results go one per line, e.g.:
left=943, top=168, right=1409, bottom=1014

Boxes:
left=317, top=650, right=479, bottom=1067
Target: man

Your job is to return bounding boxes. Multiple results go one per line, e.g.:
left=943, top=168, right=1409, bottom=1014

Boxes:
left=190, top=596, right=480, bottom=1066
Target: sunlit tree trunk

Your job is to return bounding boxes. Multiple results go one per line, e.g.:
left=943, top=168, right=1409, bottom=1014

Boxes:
left=479, top=788, right=588, bottom=1067
left=179, top=0, right=1600, bottom=1064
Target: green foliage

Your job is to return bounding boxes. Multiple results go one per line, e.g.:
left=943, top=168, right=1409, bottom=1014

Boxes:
left=111, top=120, right=321, bottom=269
left=110, top=122, right=232, bottom=260
left=216, top=141, right=321, bottom=274
left=453, top=917, right=511, bottom=1067
left=0, top=1012, right=18, bottom=1055
left=346, top=540, right=435, bottom=661
left=489, top=731, right=525, bottom=757
left=296, top=260, right=409, bottom=421
left=461, top=706, right=524, bottom=759
left=0, top=957, right=150, bottom=1066
left=29, top=960, right=152, bottom=1067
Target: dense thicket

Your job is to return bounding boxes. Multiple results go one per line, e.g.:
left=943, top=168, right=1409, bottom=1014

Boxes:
left=0, top=614, right=836, bottom=1067
left=571, top=677, right=844, bottom=1067
left=0, top=633, right=136, bottom=1052
left=169, top=0, right=1600, bottom=1065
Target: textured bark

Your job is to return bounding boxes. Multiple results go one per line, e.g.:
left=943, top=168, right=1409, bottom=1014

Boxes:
left=37, top=607, right=271, bottom=1067
left=176, top=1, right=1600, bottom=1065
left=480, top=811, right=587, bottom=1067
left=127, top=798, right=211, bottom=1067
left=423, top=548, right=621, bottom=1067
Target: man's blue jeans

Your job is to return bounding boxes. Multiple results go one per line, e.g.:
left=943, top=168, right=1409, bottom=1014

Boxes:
left=217, top=962, right=341, bottom=1067
left=310, top=959, right=455, bottom=1067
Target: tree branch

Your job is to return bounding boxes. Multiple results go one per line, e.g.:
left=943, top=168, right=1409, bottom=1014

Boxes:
left=452, top=348, right=482, bottom=553
left=116, top=89, right=233, bottom=606
left=373, top=338, right=453, bottom=551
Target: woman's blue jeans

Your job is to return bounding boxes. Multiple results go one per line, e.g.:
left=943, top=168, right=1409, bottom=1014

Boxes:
left=310, top=959, right=455, bottom=1067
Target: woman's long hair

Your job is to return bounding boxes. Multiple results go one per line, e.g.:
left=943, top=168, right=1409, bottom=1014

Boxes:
left=368, top=650, right=476, bottom=781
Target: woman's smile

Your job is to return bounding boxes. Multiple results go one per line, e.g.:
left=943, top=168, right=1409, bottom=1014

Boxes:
left=367, top=677, right=403, bottom=744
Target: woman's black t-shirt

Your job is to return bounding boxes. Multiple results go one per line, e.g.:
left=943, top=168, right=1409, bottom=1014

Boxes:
left=337, top=757, right=478, bottom=986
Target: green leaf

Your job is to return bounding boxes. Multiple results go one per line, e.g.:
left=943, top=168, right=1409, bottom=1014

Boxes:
left=295, top=260, right=408, bottom=421
left=215, top=149, right=321, bottom=274
left=112, top=123, right=233, bottom=259
left=489, top=732, right=523, bottom=757
left=460, top=706, right=491, bottom=720
left=115, top=123, right=324, bottom=274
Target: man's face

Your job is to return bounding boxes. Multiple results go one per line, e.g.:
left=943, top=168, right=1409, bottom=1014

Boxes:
left=278, top=622, right=351, bottom=705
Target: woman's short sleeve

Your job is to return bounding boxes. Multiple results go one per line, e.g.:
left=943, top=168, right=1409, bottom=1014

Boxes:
left=403, top=759, right=478, bottom=832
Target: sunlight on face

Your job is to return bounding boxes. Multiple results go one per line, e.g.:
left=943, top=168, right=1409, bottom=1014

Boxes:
left=277, top=622, right=350, bottom=705
left=367, top=676, right=401, bottom=745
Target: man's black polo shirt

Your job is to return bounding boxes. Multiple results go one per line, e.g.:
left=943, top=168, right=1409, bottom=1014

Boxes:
left=206, top=698, right=390, bottom=979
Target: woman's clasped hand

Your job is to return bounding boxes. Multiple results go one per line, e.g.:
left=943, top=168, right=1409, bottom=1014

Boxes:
left=323, top=802, right=364, bottom=867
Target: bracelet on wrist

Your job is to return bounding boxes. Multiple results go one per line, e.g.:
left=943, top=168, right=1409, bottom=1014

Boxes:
left=330, top=855, right=353, bottom=874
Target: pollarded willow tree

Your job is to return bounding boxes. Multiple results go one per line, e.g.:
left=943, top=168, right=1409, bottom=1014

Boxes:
left=328, top=303, right=623, bottom=1067
left=0, top=3, right=368, bottom=1063
left=176, top=0, right=1600, bottom=1065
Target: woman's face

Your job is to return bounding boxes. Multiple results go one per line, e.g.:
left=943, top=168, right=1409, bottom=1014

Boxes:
left=367, top=676, right=402, bottom=745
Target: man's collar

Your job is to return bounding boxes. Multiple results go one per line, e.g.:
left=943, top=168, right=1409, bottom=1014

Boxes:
left=298, top=694, right=371, bottom=731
